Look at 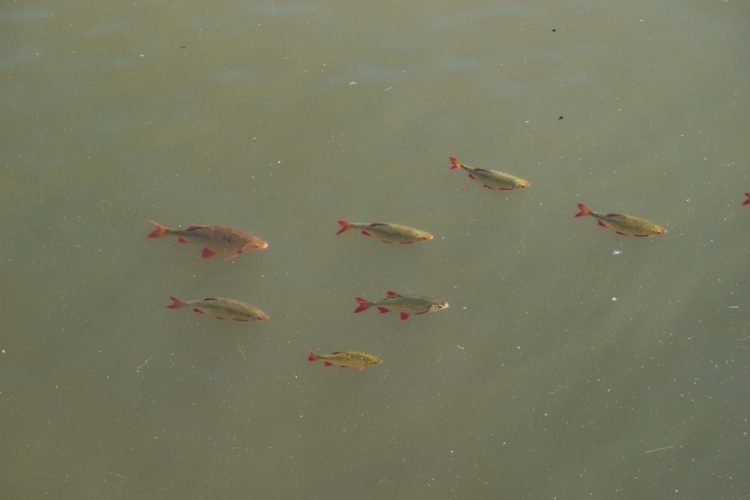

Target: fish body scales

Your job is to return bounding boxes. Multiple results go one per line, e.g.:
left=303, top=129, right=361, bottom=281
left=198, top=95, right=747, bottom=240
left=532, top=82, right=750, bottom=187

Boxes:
left=188, top=297, right=268, bottom=322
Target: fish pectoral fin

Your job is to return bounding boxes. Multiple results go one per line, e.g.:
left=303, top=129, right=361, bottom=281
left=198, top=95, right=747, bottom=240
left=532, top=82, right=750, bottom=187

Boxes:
left=616, top=231, right=628, bottom=236
left=193, top=308, right=204, bottom=314
left=597, top=220, right=609, bottom=228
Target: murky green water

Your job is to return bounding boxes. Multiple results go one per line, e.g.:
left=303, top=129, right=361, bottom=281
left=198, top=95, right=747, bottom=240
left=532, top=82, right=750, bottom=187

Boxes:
left=2, top=1, right=749, bottom=498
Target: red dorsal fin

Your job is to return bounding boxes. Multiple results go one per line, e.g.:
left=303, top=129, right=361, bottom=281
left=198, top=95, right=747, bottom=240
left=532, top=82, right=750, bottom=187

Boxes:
left=331, top=351, right=344, bottom=354
left=474, top=167, right=488, bottom=172
left=370, top=222, right=385, bottom=226
left=203, top=297, right=218, bottom=301
left=387, top=291, right=400, bottom=297
left=606, top=212, right=622, bottom=218
left=187, top=224, right=207, bottom=231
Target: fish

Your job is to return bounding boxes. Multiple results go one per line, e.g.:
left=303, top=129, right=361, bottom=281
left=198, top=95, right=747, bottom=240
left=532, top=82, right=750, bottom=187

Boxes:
left=147, top=220, right=268, bottom=260
left=166, top=296, right=269, bottom=322
left=307, top=350, right=383, bottom=371
left=743, top=193, right=750, bottom=206
left=450, top=156, right=530, bottom=190
left=336, top=220, right=433, bottom=244
left=353, top=290, right=449, bottom=322
left=574, top=203, right=667, bottom=237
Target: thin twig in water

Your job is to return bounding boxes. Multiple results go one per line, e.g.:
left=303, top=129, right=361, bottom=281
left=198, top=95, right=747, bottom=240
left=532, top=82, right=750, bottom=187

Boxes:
left=137, top=354, right=154, bottom=371
left=236, top=344, right=247, bottom=361
left=644, top=445, right=675, bottom=454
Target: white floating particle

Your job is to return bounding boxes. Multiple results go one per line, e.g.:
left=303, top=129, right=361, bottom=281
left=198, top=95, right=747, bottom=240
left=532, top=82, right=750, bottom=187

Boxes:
left=611, top=297, right=618, bottom=302
left=612, top=250, right=622, bottom=256
left=349, top=81, right=357, bottom=85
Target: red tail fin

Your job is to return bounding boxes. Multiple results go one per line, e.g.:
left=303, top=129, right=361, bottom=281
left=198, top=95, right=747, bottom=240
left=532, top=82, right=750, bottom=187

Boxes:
left=166, top=296, right=184, bottom=309
left=574, top=203, right=591, bottom=218
left=354, top=297, right=371, bottom=313
left=744, top=193, right=750, bottom=206
left=148, top=220, right=169, bottom=238
left=336, top=220, right=353, bottom=235
left=308, top=352, right=318, bottom=362
left=449, top=156, right=462, bottom=170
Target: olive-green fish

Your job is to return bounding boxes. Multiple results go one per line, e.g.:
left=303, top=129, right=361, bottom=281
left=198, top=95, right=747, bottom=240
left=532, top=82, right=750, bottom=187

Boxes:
left=354, top=290, right=449, bottom=322
left=166, top=296, right=269, bottom=322
left=307, top=350, right=383, bottom=371
left=450, top=156, right=530, bottom=190
left=336, top=220, right=433, bottom=244
left=574, top=203, right=667, bottom=237
left=148, top=220, right=268, bottom=260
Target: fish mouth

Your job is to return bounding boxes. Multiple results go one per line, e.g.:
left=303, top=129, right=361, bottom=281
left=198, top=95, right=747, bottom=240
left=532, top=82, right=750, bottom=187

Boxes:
left=423, top=234, right=434, bottom=241
left=520, top=181, right=530, bottom=188
left=259, top=241, right=269, bottom=249
left=658, top=228, right=668, bottom=235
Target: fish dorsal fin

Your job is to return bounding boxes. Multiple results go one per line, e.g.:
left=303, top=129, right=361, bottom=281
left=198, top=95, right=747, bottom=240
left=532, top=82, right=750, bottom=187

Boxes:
left=606, top=212, right=622, bottom=218
left=203, top=297, right=218, bottom=301
left=187, top=224, right=208, bottom=231
left=474, top=167, right=488, bottom=172
left=331, top=351, right=344, bottom=354
left=370, top=222, right=385, bottom=227
left=386, top=290, right=400, bottom=297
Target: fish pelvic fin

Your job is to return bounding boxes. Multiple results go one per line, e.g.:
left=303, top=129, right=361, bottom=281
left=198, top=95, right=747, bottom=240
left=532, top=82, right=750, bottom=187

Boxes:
left=574, top=203, right=591, bottom=218
left=336, top=220, right=354, bottom=235
left=148, top=220, right=170, bottom=238
left=166, top=296, right=185, bottom=309
left=449, top=156, right=463, bottom=170
left=354, top=297, right=372, bottom=313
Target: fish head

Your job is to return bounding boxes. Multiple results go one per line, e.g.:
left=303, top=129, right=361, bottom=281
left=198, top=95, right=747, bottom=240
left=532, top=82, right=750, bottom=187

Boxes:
left=243, top=238, right=269, bottom=252
left=420, top=232, right=434, bottom=241
left=517, top=178, right=531, bottom=188
left=655, top=225, right=667, bottom=235
left=429, top=300, right=450, bottom=312
left=256, top=311, right=270, bottom=321
left=370, top=356, right=384, bottom=366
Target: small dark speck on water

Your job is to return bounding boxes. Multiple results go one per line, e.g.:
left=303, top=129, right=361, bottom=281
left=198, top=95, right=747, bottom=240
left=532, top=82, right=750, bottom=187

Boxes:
left=558, top=116, right=564, bottom=120
left=180, top=46, right=186, bottom=49
left=551, top=28, right=557, bottom=32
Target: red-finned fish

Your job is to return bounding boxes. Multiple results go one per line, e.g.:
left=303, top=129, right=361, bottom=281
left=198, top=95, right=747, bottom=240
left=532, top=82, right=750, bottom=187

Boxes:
left=574, top=203, right=667, bottom=237
left=336, top=221, right=433, bottom=244
left=743, top=193, right=750, bottom=206
left=353, top=290, right=449, bottom=322
left=450, top=156, right=530, bottom=190
left=166, top=296, right=269, bottom=322
left=307, top=351, right=382, bottom=371
left=148, top=221, right=268, bottom=260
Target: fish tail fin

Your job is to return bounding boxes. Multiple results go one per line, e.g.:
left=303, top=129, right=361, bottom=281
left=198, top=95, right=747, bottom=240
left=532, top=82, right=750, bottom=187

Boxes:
left=574, top=203, right=591, bottom=218
left=336, top=220, right=354, bottom=235
left=449, top=156, right=462, bottom=170
left=147, top=220, right=170, bottom=238
left=744, top=193, right=750, bottom=206
left=307, top=351, right=318, bottom=362
left=166, top=296, right=185, bottom=309
left=354, top=297, right=372, bottom=313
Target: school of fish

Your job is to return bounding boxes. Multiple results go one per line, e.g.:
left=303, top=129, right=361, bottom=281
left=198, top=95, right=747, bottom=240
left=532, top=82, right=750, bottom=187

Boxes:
left=147, top=155, right=748, bottom=372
